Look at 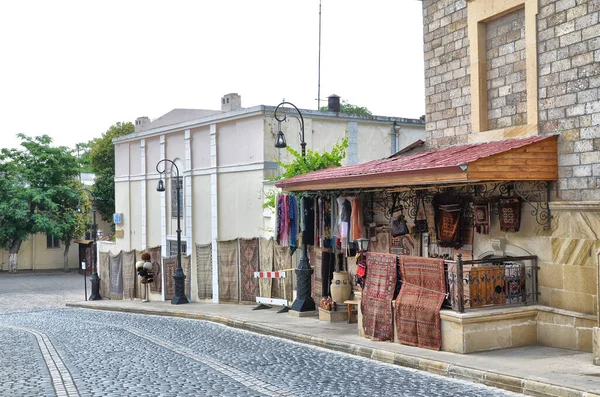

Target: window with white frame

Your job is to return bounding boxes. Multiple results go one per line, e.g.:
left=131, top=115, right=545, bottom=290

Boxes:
left=170, top=176, right=183, bottom=218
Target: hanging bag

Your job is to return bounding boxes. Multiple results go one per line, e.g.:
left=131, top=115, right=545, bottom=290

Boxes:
left=390, top=193, right=409, bottom=237
left=413, top=195, right=429, bottom=234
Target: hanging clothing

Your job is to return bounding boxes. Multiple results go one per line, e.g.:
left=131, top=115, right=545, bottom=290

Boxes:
left=289, top=195, right=298, bottom=253
left=337, top=196, right=352, bottom=250
left=279, top=195, right=290, bottom=247
left=302, top=196, right=315, bottom=246
left=351, top=196, right=364, bottom=241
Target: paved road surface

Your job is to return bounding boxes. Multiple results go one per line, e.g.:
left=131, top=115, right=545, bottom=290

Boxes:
left=0, top=272, right=521, bottom=396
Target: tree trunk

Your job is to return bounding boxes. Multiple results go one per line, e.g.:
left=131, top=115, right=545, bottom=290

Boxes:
left=8, top=239, right=22, bottom=273
left=63, top=242, right=70, bottom=272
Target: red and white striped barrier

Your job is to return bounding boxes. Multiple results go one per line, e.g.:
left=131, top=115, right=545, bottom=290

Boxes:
left=253, top=268, right=293, bottom=312
left=253, top=271, right=287, bottom=279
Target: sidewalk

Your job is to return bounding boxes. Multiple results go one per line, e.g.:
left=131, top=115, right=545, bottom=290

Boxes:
left=68, top=299, right=600, bottom=397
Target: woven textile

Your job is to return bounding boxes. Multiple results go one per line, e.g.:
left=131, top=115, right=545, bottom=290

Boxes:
left=163, top=257, right=177, bottom=300
left=122, top=250, right=136, bottom=300
left=369, top=228, right=391, bottom=254
left=195, top=243, right=212, bottom=299
left=473, top=202, right=491, bottom=234
left=218, top=240, right=239, bottom=302
left=391, top=234, right=421, bottom=257
left=148, top=246, right=162, bottom=293
left=395, top=256, right=446, bottom=350
left=361, top=252, right=397, bottom=341
left=273, top=244, right=293, bottom=303
left=239, top=239, right=260, bottom=302
left=99, top=252, right=110, bottom=298
left=109, top=251, right=124, bottom=300
left=258, top=238, right=274, bottom=300
left=499, top=197, right=521, bottom=232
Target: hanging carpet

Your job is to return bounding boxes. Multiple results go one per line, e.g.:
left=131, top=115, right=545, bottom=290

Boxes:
left=218, top=240, right=239, bottom=302
left=273, top=244, right=293, bottom=303
left=361, top=252, right=397, bottom=341
left=108, top=251, right=124, bottom=300
left=163, top=256, right=177, bottom=300
left=259, top=238, right=274, bottom=300
left=239, top=238, right=260, bottom=302
left=369, top=227, right=391, bottom=254
left=499, top=197, right=521, bottom=232
left=122, top=250, right=136, bottom=300
left=395, top=256, right=446, bottom=350
left=196, top=243, right=212, bottom=299
left=147, top=246, right=162, bottom=293
left=99, top=251, right=110, bottom=299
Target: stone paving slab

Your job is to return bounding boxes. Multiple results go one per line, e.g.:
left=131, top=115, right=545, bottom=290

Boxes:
left=67, top=299, right=600, bottom=397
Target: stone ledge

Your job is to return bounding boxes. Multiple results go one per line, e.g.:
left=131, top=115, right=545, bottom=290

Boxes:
left=549, top=201, right=600, bottom=212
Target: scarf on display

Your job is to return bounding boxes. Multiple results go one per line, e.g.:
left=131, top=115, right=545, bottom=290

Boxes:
left=278, top=195, right=290, bottom=247
left=289, top=195, right=298, bottom=254
left=351, top=196, right=364, bottom=241
left=473, top=201, right=491, bottom=235
left=499, top=197, right=521, bottom=233
left=337, top=196, right=353, bottom=250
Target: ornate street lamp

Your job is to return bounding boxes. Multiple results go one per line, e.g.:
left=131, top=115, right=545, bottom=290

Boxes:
left=273, top=101, right=315, bottom=312
left=156, top=159, right=189, bottom=305
left=77, top=188, right=101, bottom=300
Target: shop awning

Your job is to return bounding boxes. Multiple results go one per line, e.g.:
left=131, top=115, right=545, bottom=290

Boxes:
left=275, top=135, right=558, bottom=192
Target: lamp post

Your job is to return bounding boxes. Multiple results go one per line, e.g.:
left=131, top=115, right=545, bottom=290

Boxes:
left=274, top=101, right=315, bottom=312
left=156, top=159, right=189, bottom=305
left=78, top=188, right=101, bottom=300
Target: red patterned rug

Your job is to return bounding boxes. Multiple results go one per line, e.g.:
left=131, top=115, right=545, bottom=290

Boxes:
left=239, top=239, right=260, bottom=302
left=395, top=256, right=446, bottom=350
left=218, top=240, right=239, bottom=302
left=361, top=252, right=397, bottom=341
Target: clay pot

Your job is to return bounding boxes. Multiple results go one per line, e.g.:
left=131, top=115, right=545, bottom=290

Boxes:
left=330, top=271, right=352, bottom=304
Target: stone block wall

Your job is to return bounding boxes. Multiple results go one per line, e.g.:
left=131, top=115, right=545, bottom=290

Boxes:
left=486, top=8, right=528, bottom=130
left=422, top=0, right=471, bottom=148
left=537, top=0, right=600, bottom=201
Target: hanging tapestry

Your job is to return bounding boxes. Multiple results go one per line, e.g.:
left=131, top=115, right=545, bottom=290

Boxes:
left=147, top=246, right=162, bottom=293
left=109, top=251, right=124, bottom=300
left=311, top=247, right=334, bottom=302
left=361, top=252, right=397, bottom=341
left=239, top=238, right=260, bottom=302
left=196, top=243, right=212, bottom=299
left=499, top=197, right=521, bottom=232
left=259, top=238, right=274, bottom=300
left=163, top=256, right=177, bottom=300
left=99, top=251, right=110, bottom=299
left=395, top=256, right=446, bottom=350
left=134, top=250, right=144, bottom=299
left=473, top=201, right=491, bottom=234
left=182, top=254, right=191, bottom=299
left=218, top=240, right=239, bottom=302
left=369, top=227, right=391, bottom=254
left=273, top=244, right=293, bottom=303
left=391, top=234, right=421, bottom=257
left=433, top=194, right=463, bottom=248
left=122, top=250, right=136, bottom=300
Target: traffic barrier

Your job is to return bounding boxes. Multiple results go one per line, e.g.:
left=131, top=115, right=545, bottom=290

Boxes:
left=253, top=268, right=294, bottom=313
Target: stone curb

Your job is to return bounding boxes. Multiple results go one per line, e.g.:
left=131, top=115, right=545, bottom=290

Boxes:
left=66, top=303, right=600, bottom=397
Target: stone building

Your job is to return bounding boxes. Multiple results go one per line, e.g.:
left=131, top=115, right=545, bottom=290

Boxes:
left=421, top=0, right=600, bottom=353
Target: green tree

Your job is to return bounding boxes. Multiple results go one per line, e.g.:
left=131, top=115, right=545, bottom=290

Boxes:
left=320, top=100, right=372, bottom=116
left=0, top=134, right=81, bottom=272
left=89, top=122, right=134, bottom=223
left=75, top=140, right=95, bottom=173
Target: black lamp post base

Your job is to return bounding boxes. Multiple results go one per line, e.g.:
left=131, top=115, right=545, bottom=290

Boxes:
left=89, top=273, right=102, bottom=301
left=171, top=295, right=189, bottom=305
left=291, top=297, right=315, bottom=312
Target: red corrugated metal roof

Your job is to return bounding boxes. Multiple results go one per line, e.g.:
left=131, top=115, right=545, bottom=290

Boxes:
left=276, top=135, right=555, bottom=189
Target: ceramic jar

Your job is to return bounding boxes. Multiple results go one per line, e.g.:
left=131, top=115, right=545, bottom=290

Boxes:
left=330, top=271, right=352, bottom=304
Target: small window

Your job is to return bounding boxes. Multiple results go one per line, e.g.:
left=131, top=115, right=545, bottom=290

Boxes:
left=47, top=234, right=60, bottom=249
left=227, top=98, right=229, bottom=103
left=222, top=99, right=225, bottom=104
left=168, top=240, right=187, bottom=257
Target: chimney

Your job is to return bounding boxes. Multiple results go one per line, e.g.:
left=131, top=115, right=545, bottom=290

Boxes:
left=327, top=94, right=341, bottom=113
left=221, top=93, right=242, bottom=112
left=135, top=116, right=150, bottom=132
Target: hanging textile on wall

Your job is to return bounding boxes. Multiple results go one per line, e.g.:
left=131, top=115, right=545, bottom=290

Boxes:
left=369, top=227, right=391, bottom=254
left=239, top=238, right=260, bottom=302
left=122, top=250, right=136, bottom=300
left=337, top=196, right=353, bottom=249
left=163, top=256, right=177, bottom=300
left=196, top=243, right=212, bottom=299
left=218, top=240, right=239, bottom=302
left=395, top=255, right=446, bottom=350
left=499, top=197, right=521, bottom=232
left=259, top=238, right=274, bottom=300
left=361, top=252, right=397, bottom=341
left=273, top=244, right=293, bottom=303
left=433, top=195, right=463, bottom=248
left=99, top=251, right=110, bottom=299
left=473, top=201, right=491, bottom=234
left=108, top=251, right=124, bottom=300
left=351, top=196, right=364, bottom=241
left=391, top=234, right=421, bottom=257
left=148, top=246, right=162, bottom=293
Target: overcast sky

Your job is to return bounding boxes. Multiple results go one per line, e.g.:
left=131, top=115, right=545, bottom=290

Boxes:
left=0, top=1, right=425, bottom=150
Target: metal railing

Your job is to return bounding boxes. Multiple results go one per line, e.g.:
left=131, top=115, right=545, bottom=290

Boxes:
left=445, top=254, right=539, bottom=313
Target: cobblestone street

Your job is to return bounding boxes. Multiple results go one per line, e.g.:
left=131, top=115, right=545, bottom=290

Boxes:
left=0, top=273, right=522, bottom=396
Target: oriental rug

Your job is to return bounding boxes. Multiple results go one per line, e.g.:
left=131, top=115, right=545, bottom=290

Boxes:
left=273, top=244, right=293, bottom=303
left=99, top=251, right=110, bottom=299
left=395, top=256, right=446, bottom=350
left=391, top=234, right=421, bottom=257
left=164, top=255, right=193, bottom=301
left=239, top=238, right=260, bottom=302
left=122, top=250, right=136, bottom=300
left=369, top=228, right=391, bottom=254
left=218, top=240, right=239, bottom=302
left=109, top=251, right=124, bottom=300
left=258, top=238, right=273, bottom=300
left=196, top=243, right=212, bottom=299
left=361, top=252, right=397, bottom=341
left=148, top=246, right=162, bottom=293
